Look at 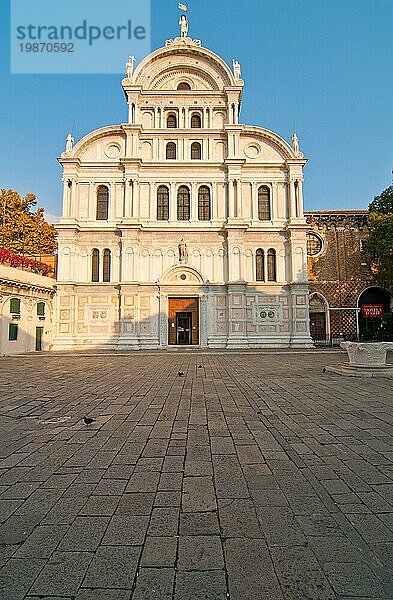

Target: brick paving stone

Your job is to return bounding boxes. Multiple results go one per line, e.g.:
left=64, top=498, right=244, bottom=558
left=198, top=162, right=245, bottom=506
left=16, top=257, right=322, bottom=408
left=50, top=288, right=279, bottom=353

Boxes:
left=140, top=536, right=177, bottom=567
left=178, top=535, right=224, bottom=570
left=0, top=558, right=45, bottom=600
left=14, top=524, right=68, bottom=558
left=82, top=546, right=141, bottom=589
left=270, top=546, right=336, bottom=600
left=225, top=537, right=283, bottom=599
left=79, top=495, right=120, bottom=516
left=148, top=507, right=179, bottom=536
left=75, top=591, right=131, bottom=600
left=115, top=492, right=155, bottom=516
left=57, top=517, right=110, bottom=551
left=29, top=551, right=93, bottom=596
left=323, top=562, right=387, bottom=597
left=179, top=512, right=220, bottom=536
left=132, top=567, right=175, bottom=600
left=218, top=498, right=263, bottom=538
left=174, top=570, right=227, bottom=600
left=212, top=455, right=249, bottom=499
left=182, top=476, right=217, bottom=512
left=102, top=515, right=149, bottom=545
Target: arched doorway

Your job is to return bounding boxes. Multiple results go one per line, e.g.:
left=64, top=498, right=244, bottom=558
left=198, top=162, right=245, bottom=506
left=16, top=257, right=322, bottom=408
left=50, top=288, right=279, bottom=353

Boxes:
left=358, top=287, right=391, bottom=341
left=309, top=294, right=328, bottom=342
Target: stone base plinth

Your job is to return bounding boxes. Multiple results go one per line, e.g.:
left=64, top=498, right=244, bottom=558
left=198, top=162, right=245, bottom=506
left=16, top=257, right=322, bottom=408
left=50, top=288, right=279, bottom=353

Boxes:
left=325, top=363, right=393, bottom=379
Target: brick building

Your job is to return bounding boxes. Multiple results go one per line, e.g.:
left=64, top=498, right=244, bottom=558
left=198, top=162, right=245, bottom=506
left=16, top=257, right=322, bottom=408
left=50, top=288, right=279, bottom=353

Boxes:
left=305, top=210, right=391, bottom=343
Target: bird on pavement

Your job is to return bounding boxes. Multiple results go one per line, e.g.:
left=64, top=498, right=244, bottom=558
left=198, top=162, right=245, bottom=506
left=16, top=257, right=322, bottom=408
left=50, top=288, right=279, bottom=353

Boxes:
left=83, top=416, right=95, bottom=425
left=198, top=365, right=203, bottom=369
left=178, top=372, right=185, bottom=377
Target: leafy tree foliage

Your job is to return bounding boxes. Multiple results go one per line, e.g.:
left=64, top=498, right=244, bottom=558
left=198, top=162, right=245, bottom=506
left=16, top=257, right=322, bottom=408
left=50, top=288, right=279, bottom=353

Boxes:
left=0, top=189, right=57, bottom=255
left=363, top=185, right=393, bottom=289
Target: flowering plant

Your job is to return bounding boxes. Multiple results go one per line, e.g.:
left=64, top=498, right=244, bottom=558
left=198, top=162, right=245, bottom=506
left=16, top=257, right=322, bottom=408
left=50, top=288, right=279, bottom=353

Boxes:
left=0, top=247, right=53, bottom=276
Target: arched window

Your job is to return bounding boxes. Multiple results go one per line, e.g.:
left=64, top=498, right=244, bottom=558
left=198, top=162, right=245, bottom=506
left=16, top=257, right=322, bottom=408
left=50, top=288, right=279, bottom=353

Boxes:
left=96, top=186, right=109, bottom=220
left=258, top=186, right=271, bottom=221
left=191, top=142, right=202, bottom=160
left=92, top=249, right=100, bottom=282
left=191, top=114, right=202, bottom=128
left=166, top=142, right=177, bottom=159
left=37, top=302, right=45, bottom=317
left=167, top=113, right=177, bottom=128
left=256, top=249, right=265, bottom=282
left=198, top=186, right=211, bottom=221
left=267, top=249, right=277, bottom=282
left=10, top=298, right=21, bottom=314
left=177, top=186, right=190, bottom=221
left=177, top=82, right=191, bottom=90
left=103, top=249, right=111, bottom=283
left=157, top=186, right=169, bottom=221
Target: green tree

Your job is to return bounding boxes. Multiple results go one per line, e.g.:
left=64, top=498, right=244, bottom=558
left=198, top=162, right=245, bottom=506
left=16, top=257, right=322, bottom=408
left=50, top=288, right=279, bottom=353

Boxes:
left=363, top=185, right=393, bottom=289
left=0, top=188, right=57, bottom=255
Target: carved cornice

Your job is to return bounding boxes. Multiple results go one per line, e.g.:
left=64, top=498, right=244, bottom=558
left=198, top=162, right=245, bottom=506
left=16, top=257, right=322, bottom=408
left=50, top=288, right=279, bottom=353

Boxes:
left=305, top=211, right=369, bottom=231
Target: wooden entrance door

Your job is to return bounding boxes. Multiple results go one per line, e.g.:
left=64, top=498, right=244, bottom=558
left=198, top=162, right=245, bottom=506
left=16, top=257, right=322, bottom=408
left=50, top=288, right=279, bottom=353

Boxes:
left=35, top=327, right=44, bottom=351
left=168, top=298, right=199, bottom=345
left=310, top=313, right=326, bottom=341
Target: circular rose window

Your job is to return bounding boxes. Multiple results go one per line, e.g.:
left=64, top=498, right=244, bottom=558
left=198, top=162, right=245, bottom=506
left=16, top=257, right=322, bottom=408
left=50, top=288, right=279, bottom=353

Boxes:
left=180, top=274, right=187, bottom=281
left=244, top=144, right=261, bottom=159
left=105, top=144, right=121, bottom=159
left=306, top=232, right=324, bottom=256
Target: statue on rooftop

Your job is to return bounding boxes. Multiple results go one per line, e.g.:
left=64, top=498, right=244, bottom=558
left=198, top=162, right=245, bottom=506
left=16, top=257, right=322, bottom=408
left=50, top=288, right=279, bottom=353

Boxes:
left=179, top=14, right=189, bottom=38
left=65, top=133, right=74, bottom=153
left=126, top=55, right=136, bottom=79
left=233, top=59, right=242, bottom=80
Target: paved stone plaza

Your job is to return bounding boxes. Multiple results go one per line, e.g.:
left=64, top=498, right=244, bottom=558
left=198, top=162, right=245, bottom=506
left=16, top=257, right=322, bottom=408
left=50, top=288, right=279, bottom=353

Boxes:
left=0, top=349, right=393, bottom=599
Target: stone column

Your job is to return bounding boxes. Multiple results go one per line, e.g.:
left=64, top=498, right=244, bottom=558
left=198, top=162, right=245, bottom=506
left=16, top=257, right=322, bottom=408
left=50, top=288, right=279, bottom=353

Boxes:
left=191, top=182, right=197, bottom=222
left=289, top=180, right=296, bottom=220
left=149, top=182, right=155, bottom=221
left=228, top=179, right=235, bottom=219
left=170, top=182, right=176, bottom=222
left=252, top=182, right=258, bottom=221
left=62, top=179, right=71, bottom=218
left=124, top=179, right=132, bottom=218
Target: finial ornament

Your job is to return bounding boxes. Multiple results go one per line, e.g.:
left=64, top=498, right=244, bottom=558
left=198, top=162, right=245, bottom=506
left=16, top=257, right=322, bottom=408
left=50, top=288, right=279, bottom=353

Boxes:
left=232, top=59, right=242, bottom=81
left=65, top=133, right=74, bottom=153
left=126, top=55, right=136, bottom=79
left=179, top=14, right=189, bottom=38
left=178, top=238, right=188, bottom=263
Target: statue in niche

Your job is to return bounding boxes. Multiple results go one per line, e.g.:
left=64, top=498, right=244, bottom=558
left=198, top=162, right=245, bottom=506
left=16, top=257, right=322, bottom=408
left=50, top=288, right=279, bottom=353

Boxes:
left=232, top=59, right=242, bottom=80
left=178, top=238, right=188, bottom=263
left=179, top=14, right=189, bottom=38
left=65, top=134, right=74, bottom=153
left=126, top=55, right=136, bottom=79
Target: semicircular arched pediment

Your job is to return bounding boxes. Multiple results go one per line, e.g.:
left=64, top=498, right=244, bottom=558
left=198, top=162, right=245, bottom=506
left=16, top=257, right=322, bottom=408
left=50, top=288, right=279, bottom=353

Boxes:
left=160, top=265, right=205, bottom=285
left=151, top=66, right=220, bottom=91
left=133, top=45, right=235, bottom=91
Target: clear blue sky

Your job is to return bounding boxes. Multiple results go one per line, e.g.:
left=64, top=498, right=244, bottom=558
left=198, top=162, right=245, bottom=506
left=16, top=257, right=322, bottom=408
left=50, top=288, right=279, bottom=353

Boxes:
left=0, top=0, right=392, bottom=219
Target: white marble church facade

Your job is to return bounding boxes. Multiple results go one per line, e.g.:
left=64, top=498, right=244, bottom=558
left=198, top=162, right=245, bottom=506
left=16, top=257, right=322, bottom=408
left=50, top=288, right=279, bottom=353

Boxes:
left=53, top=21, right=312, bottom=350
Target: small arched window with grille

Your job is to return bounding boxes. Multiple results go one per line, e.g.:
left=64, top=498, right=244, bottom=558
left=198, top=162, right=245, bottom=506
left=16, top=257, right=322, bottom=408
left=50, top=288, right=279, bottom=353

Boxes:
left=166, top=142, right=177, bottom=159
left=37, top=302, right=45, bottom=317
left=103, top=249, right=111, bottom=283
left=177, top=82, right=191, bottom=90
left=10, top=298, right=21, bottom=314
left=256, top=249, right=265, bottom=281
left=177, top=186, right=190, bottom=221
left=191, top=114, right=202, bottom=128
left=258, top=186, right=271, bottom=221
left=198, top=186, right=211, bottom=221
left=92, top=249, right=100, bottom=282
left=267, top=249, right=277, bottom=282
left=157, top=186, right=169, bottom=221
left=167, top=113, right=177, bottom=128
left=191, top=142, right=202, bottom=160
left=96, top=186, right=109, bottom=220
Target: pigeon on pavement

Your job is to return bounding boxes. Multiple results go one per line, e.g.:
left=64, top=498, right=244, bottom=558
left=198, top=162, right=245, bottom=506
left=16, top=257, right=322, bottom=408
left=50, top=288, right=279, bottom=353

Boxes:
left=178, top=372, right=185, bottom=377
left=83, top=416, right=95, bottom=425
